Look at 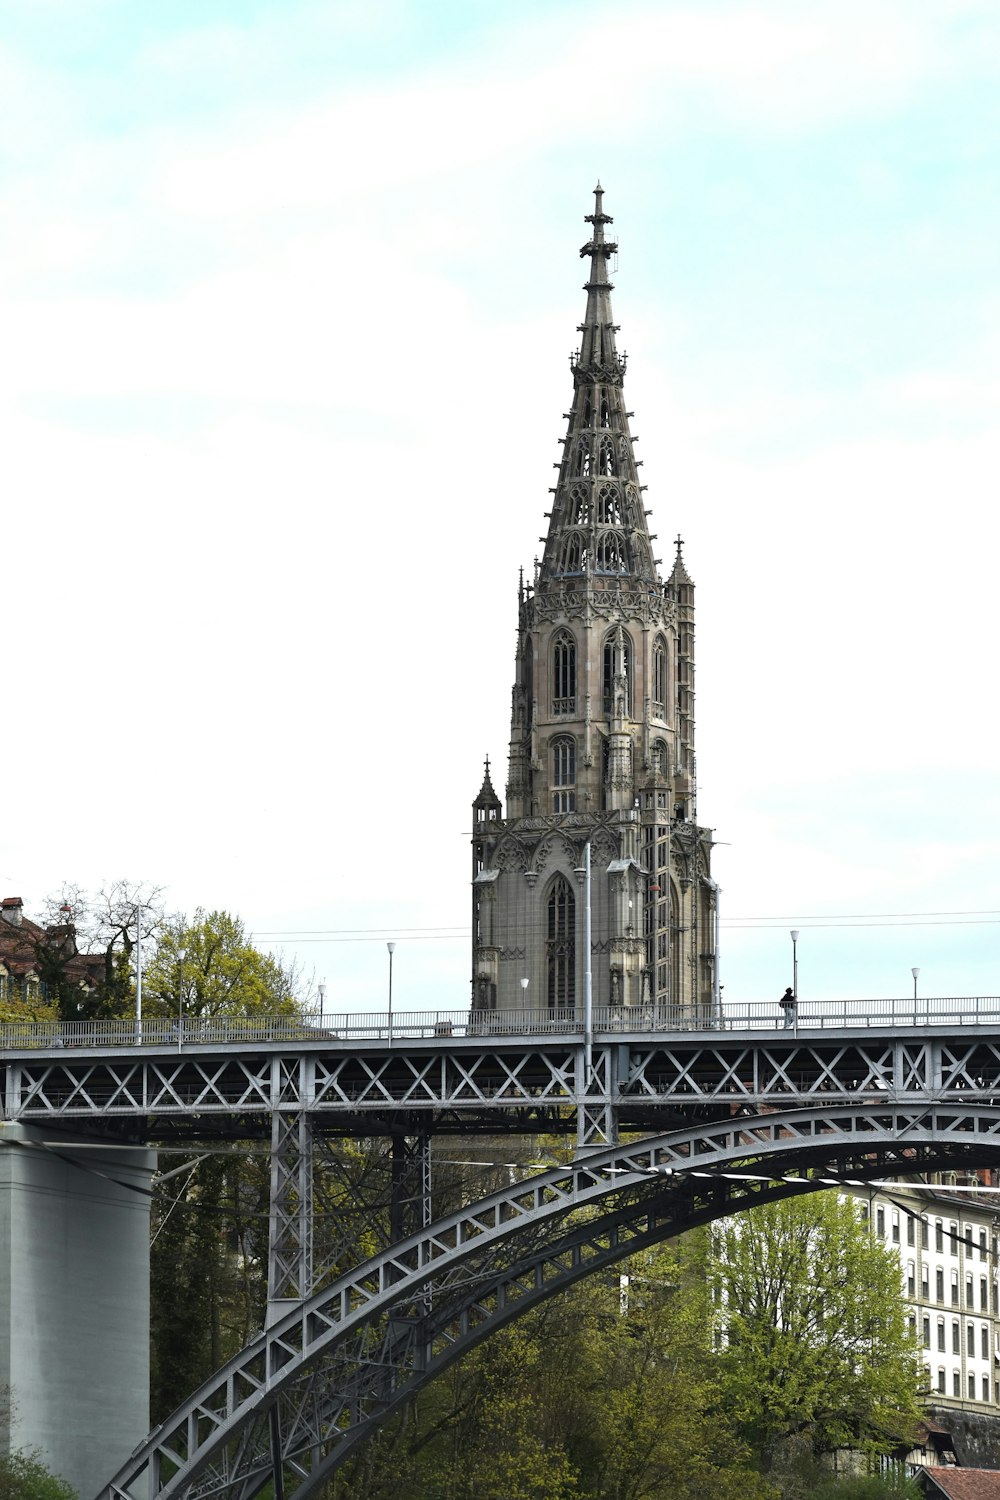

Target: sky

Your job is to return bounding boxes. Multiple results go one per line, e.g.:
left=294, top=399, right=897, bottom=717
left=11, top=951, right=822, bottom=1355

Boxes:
left=2, top=0, right=999, bottom=1016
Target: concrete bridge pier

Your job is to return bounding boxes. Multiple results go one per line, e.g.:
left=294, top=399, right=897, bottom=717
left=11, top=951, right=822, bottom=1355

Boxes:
left=0, top=1122, right=154, bottom=1499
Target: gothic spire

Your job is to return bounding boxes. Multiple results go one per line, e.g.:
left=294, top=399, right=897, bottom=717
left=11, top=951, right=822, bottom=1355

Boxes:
left=538, top=185, right=659, bottom=592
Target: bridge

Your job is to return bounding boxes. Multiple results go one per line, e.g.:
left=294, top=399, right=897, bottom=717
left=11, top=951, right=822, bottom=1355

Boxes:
left=4, top=997, right=1000, bottom=1498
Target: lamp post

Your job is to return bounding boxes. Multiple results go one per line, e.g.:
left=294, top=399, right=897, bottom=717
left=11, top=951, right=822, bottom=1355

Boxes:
left=912, top=966, right=920, bottom=1024
left=386, top=942, right=396, bottom=1042
left=134, top=906, right=144, bottom=1046
left=177, top=947, right=186, bottom=1051
left=790, top=929, right=799, bottom=1006
left=520, top=975, right=529, bottom=1018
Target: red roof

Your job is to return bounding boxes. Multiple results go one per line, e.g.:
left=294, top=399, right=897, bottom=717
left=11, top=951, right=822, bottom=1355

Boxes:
left=924, top=1469, right=1000, bottom=1499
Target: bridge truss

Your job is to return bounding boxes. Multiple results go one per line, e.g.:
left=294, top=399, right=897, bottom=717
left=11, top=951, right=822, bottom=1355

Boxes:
left=97, top=1102, right=1000, bottom=1500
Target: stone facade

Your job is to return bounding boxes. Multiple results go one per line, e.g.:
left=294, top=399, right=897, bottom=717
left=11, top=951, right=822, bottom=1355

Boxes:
left=471, top=188, right=718, bottom=1021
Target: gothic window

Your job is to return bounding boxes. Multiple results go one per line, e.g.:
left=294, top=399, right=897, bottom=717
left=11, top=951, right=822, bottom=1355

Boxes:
left=552, top=632, right=576, bottom=715
left=570, top=484, right=589, bottom=524
left=546, top=875, right=576, bottom=1012
left=561, top=534, right=581, bottom=574
left=600, top=394, right=611, bottom=428
left=576, top=440, right=591, bottom=477
left=597, top=484, right=623, bottom=525
left=599, top=438, right=616, bottom=476
left=583, top=396, right=592, bottom=427
left=602, top=631, right=633, bottom=716
left=596, top=533, right=627, bottom=574
left=551, top=737, right=576, bottom=812
left=651, top=739, right=668, bottom=776
left=653, top=636, right=668, bottom=718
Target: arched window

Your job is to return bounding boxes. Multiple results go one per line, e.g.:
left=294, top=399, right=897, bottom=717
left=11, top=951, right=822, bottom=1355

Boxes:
left=551, top=737, right=576, bottom=812
left=597, top=533, right=627, bottom=574
left=651, top=739, right=668, bottom=776
left=552, top=632, right=576, bottom=715
left=546, top=875, right=576, bottom=1012
left=599, top=438, right=616, bottom=476
left=560, top=535, right=581, bottom=574
left=597, top=484, right=622, bottom=524
left=652, top=636, right=668, bottom=718
left=602, top=631, right=632, bottom=717
left=576, top=440, right=591, bottom=477
left=570, top=484, right=589, bottom=525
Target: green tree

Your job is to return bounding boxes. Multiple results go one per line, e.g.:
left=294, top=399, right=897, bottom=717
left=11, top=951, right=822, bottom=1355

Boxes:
left=143, top=909, right=300, bottom=1020
left=146, top=910, right=306, bottom=1419
left=0, top=1449, right=77, bottom=1500
left=711, top=1193, right=923, bottom=1474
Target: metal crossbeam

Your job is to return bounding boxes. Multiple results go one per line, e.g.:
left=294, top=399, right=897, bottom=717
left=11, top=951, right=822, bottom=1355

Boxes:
left=11, top=1030, right=1000, bottom=1144
left=99, top=1103, right=1000, bottom=1500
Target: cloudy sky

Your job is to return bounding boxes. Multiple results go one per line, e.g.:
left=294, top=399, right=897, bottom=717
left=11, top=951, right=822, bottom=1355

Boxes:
left=3, top=0, right=998, bottom=1015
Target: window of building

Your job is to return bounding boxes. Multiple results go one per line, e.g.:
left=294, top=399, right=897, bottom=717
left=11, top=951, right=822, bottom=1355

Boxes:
left=937, top=1320, right=946, bottom=1352
left=551, top=738, right=576, bottom=813
left=906, top=1262, right=915, bottom=1298
left=967, top=1275, right=974, bottom=1307
left=952, top=1270, right=960, bottom=1306
left=546, top=876, right=576, bottom=1013
left=651, top=738, right=668, bottom=776
left=953, top=1321, right=960, bottom=1355
left=907, top=1214, right=915, bottom=1247
left=552, top=632, right=576, bottom=715
left=652, top=637, right=668, bottom=718
left=891, top=1209, right=900, bottom=1244
left=968, top=1323, right=975, bottom=1356
left=937, top=1369, right=946, bottom=1394
left=983, top=1326, right=990, bottom=1361
left=602, top=631, right=632, bottom=717
left=970, top=1373, right=977, bottom=1400
left=937, top=1269, right=945, bottom=1302
left=877, top=1207, right=885, bottom=1237
left=982, top=1277, right=989, bottom=1311
left=966, top=1226, right=974, bottom=1254
left=981, top=1230, right=988, bottom=1260
left=936, top=1220, right=944, bottom=1253
left=922, top=1318, right=930, bottom=1348
left=954, top=1371, right=962, bottom=1397
left=921, top=1217, right=929, bottom=1250
left=950, top=1221, right=959, bottom=1255
left=921, top=1266, right=930, bottom=1300
left=985, top=1375, right=992, bottom=1403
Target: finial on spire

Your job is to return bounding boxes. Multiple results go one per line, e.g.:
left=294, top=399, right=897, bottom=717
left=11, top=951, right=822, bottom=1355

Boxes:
left=675, top=533, right=684, bottom=557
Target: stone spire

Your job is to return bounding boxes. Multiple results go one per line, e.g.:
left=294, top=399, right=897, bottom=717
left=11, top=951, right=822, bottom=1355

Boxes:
left=538, top=184, right=659, bottom=592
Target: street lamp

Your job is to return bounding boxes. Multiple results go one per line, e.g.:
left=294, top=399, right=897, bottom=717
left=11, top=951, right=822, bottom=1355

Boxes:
left=912, top=967, right=920, bottom=1023
left=177, top=947, right=186, bottom=1051
left=134, top=906, right=144, bottom=1046
left=386, top=942, right=396, bottom=1041
left=790, top=929, right=799, bottom=1003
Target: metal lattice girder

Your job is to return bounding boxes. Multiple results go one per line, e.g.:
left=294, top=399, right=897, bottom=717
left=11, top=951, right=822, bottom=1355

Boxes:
left=15, top=1027, right=1000, bottom=1134
left=268, top=1112, right=313, bottom=1315
left=98, top=1102, right=1000, bottom=1500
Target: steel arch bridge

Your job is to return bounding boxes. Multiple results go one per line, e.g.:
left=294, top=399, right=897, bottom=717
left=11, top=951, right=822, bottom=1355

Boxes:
left=7, top=1003, right=1000, bottom=1498
left=98, top=1100, right=1000, bottom=1500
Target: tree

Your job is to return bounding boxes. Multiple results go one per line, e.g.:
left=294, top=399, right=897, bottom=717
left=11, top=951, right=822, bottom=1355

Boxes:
left=40, top=878, right=165, bottom=1019
left=711, top=1192, right=924, bottom=1475
left=143, top=909, right=301, bottom=1020
left=0, top=1449, right=77, bottom=1500
left=145, top=910, right=306, bottom=1419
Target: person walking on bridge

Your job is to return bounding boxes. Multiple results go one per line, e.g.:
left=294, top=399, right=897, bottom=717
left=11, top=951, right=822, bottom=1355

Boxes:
left=779, top=986, right=796, bottom=1029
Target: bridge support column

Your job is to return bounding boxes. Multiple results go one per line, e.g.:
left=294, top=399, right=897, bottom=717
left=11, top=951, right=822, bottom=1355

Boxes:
left=390, top=1131, right=432, bottom=1243
left=576, top=1042, right=618, bottom=1152
left=0, top=1122, right=154, bottom=1500
left=267, top=1111, right=313, bottom=1324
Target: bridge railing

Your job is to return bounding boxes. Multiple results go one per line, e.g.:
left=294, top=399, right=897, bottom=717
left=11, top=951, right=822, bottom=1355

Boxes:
left=1, top=997, right=1000, bottom=1050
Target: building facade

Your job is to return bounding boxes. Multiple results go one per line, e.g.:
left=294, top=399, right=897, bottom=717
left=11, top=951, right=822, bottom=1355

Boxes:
left=471, top=188, right=718, bottom=1020
left=860, top=1177, right=1000, bottom=1416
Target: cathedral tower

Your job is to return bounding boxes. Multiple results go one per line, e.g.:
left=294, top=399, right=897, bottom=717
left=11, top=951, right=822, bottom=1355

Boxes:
left=472, top=187, right=718, bottom=1021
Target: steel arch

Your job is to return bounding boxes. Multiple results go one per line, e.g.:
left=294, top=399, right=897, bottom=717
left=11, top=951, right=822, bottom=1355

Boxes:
left=99, top=1102, right=1000, bottom=1500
